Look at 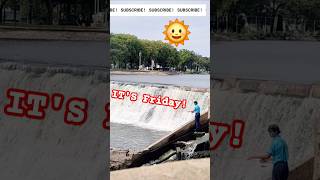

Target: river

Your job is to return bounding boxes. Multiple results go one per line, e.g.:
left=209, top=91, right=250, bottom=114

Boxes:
left=110, top=74, right=210, bottom=151
left=111, top=74, right=210, bottom=88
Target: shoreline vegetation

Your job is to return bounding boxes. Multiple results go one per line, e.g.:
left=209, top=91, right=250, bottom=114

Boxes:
left=111, top=33, right=210, bottom=73
left=212, top=0, right=320, bottom=42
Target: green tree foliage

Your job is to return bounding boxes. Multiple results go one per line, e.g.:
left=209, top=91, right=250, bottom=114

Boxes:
left=212, top=0, right=320, bottom=34
left=213, top=0, right=320, bottom=19
left=111, top=33, right=210, bottom=72
left=111, top=34, right=143, bottom=69
left=0, top=0, right=97, bottom=25
left=0, top=0, right=10, bottom=23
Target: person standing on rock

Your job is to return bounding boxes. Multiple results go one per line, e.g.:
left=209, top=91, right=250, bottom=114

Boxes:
left=247, top=124, right=289, bottom=180
left=189, top=101, right=201, bottom=132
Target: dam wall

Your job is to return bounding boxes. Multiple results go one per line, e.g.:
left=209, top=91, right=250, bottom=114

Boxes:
left=111, top=81, right=210, bottom=132
left=0, top=61, right=109, bottom=180
left=211, top=78, right=320, bottom=180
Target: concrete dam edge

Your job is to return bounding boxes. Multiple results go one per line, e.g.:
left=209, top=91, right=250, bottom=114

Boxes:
left=212, top=77, right=320, bottom=180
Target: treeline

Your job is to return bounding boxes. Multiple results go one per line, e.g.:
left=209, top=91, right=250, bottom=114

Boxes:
left=0, top=0, right=106, bottom=25
left=212, top=0, right=320, bottom=35
left=111, top=33, right=210, bottom=72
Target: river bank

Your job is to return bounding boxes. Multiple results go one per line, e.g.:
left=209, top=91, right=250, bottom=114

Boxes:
left=0, top=26, right=107, bottom=41
left=110, top=137, right=210, bottom=172
left=111, top=70, right=209, bottom=76
left=110, top=149, right=139, bottom=171
left=111, top=158, right=210, bottom=180
left=111, top=70, right=178, bottom=76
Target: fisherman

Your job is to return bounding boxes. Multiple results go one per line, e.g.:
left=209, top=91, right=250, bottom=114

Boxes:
left=247, top=124, right=289, bottom=180
left=189, top=101, right=201, bottom=132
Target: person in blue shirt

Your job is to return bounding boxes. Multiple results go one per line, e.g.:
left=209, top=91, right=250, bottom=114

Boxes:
left=189, top=101, right=201, bottom=132
left=248, top=124, right=289, bottom=180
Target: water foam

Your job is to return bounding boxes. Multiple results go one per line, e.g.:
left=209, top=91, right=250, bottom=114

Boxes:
left=111, top=81, right=209, bottom=132
left=0, top=62, right=109, bottom=180
left=211, top=88, right=318, bottom=180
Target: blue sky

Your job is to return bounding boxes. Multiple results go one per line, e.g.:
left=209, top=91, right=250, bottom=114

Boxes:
left=110, top=0, right=210, bottom=57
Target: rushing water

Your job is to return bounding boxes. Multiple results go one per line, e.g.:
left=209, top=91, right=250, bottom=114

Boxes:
left=110, top=123, right=168, bottom=151
left=110, top=78, right=210, bottom=150
left=211, top=88, right=318, bottom=180
left=111, top=81, right=209, bottom=131
left=0, top=63, right=108, bottom=179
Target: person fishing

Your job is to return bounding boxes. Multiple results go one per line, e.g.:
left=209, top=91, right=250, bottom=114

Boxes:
left=189, top=101, right=201, bottom=132
left=247, top=124, right=289, bottom=180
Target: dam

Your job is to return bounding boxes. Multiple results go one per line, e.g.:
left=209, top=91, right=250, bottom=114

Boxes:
left=212, top=78, right=320, bottom=180
left=0, top=60, right=109, bottom=179
left=110, top=80, right=210, bottom=150
left=212, top=40, right=320, bottom=180
left=0, top=33, right=109, bottom=180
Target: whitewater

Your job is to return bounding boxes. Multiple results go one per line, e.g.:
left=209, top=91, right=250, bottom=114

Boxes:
left=211, top=80, right=319, bottom=180
left=110, top=81, right=210, bottom=132
left=0, top=62, right=109, bottom=180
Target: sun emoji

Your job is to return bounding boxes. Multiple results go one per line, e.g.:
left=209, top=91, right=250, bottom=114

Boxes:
left=163, top=19, right=191, bottom=47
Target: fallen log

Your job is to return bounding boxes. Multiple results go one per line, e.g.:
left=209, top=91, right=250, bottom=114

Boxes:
left=129, top=112, right=209, bottom=167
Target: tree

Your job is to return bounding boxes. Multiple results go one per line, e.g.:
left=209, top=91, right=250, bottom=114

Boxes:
left=178, top=49, right=198, bottom=71
left=0, top=0, right=9, bottom=23
left=268, top=0, right=287, bottom=33
left=110, top=33, right=209, bottom=72
left=212, top=0, right=320, bottom=34
left=43, top=0, right=53, bottom=24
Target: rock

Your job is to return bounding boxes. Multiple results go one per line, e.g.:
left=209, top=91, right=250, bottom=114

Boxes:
left=110, top=149, right=138, bottom=171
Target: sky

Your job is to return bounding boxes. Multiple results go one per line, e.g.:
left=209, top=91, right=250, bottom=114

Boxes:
left=110, top=0, right=210, bottom=57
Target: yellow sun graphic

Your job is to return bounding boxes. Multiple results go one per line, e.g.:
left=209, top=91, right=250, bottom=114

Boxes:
left=163, top=19, right=191, bottom=47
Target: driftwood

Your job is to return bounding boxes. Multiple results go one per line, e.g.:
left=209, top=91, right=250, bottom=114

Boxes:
left=129, top=112, right=209, bottom=167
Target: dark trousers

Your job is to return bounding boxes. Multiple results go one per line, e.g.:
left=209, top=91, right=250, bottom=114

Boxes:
left=272, top=161, right=289, bottom=180
left=195, top=113, right=200, bottom=131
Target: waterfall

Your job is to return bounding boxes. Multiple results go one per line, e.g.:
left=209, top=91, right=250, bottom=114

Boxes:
left=211, top=87, right=319, bottom=180
left=0, top=62, right=108, bottom=180
left=111, top=81, right=210, bottom=132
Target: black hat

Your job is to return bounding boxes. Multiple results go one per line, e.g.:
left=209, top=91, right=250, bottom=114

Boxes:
left=268, top=124, right=281, bottom=134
